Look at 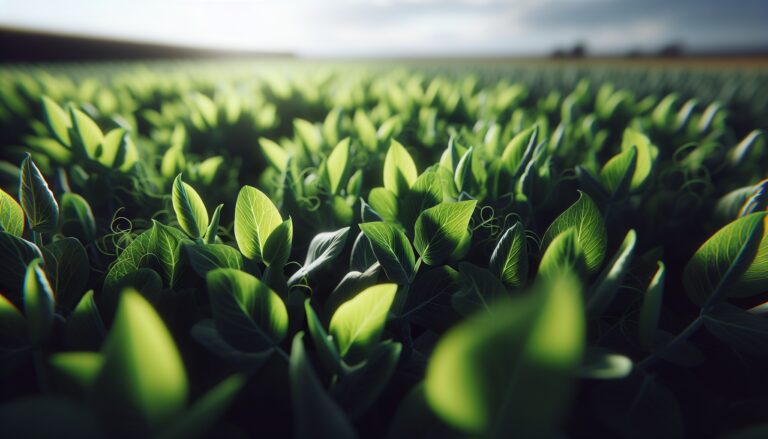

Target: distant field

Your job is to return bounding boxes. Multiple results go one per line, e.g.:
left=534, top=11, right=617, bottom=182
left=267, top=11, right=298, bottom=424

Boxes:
left=0, top=61, right=767, bottom=439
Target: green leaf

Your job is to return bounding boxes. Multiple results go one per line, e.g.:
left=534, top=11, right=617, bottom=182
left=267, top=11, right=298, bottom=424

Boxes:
left=60, top=193, right=96, bottom=244
left=0, top=188, right=24, bottom=237
left=401, top=169, right=443, bottom=230
left=367, top=187, right=400, bottom=224
left=453, top=146, right=474, bottom=193
left=259, top=137, right=288, bottom=171
left=42, top=237, right=89, bottom=312
left=387, top=383, right=463, bottom=439
left=287, top=227, right=350, bottom=286
left=49, top=351, right=104, bottom=395
left=184, top=243, right=244, bottom=277
left=69, top=107, right=104, bottom=158
left=359, top=222, right=415, bottom=284
left=452, top=262, right=507, bottom=316
left=289, top=333, right=357, bottom=439
left=586, top=229, right=636, bottom=318
left=158, top=374, right=246, bottom=439
left=98, top=128, right=127, bottom=168
left=541, top=191, right=607, bottom=274
left=329, top=283, right=397, bottom=363
left=161, top=145, right=186, bottom=180
left=683, top=212, right=766, bottom=306
left=489, top=222, right=528, bottom=289
left=41, top=96, right=71, bottom=146
left=639, top=261, right=665, bottom=350
left=91, top=290, right=188, bottom=434
left=234, top=186, right=283, bottom=262
left=65, top=290, right=105, bottom=351
left=332, top=341, right=402, bottom=419
left=172, top=174, right=209, bottom=239
left=203, top=204, right=223, bottom=245
left=383, top=140, right=418, bottom=196
left=599, top=146, right=637, bottom=196
left=414, top=200, right=476, bottom=266
left=19, top=153, right=59, bottom=233
left=538, top=229, right=586, bottom=280
left=0, top=293, right=26, bottom=346
left=354, top=110, right=378, bottom=151
left=0, top=231, right=43, bottom=299
left=402, top=265, right=461, bottom=331
left=324, top=264, right=382, bottom=321
left=206, top=268, right=288, bottom=352
left=294, top=119, right=322, bottom=154
left=23, top=258, right=54, bottom=346
left=425, top=271, right=584, bottom=437
left=304, top=299, right=341, bottom=373
left=703, top=303, right=768, bottom=356
left=325, top=138, right=350, bottom=194
left=263, top=218, right=293, bottom=267
left=621, top=129, right=658, bottom=191
left=349, top=232, right=377, bottom=272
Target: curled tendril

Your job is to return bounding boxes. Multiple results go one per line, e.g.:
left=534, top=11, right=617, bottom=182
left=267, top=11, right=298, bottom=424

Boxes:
left=298, top=195, right=321, bottom=212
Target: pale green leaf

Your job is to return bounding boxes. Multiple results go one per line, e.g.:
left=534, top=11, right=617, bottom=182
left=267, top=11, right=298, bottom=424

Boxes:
left=383, top=140, right=418, bottom=196
left=172, top=174, right=208, bottom=239
left=234, top=186, right=283, bottom=262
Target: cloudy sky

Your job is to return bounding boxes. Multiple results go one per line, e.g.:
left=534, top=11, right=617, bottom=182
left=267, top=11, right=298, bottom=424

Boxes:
left=0, top=0, right=766, bottom=56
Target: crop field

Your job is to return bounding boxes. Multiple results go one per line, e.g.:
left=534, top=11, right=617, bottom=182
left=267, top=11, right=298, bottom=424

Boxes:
left=0, top=60, right=767, bottom=438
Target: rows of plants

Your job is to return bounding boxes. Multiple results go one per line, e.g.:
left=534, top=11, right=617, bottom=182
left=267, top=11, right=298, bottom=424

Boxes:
left=0, top=61, right=767, bottom=438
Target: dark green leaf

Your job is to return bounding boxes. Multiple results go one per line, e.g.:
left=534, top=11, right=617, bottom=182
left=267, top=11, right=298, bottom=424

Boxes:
left=359, top=221, right=415, bottom=284
left=19, top=154, right=59, bottom=233
left=414, top=200, right=476, bottom=266
left=489, top=222, right=528, bottom=289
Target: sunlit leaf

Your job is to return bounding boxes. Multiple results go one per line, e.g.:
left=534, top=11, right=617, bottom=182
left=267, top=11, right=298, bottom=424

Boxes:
left=234, top=186, right=283, bottom=262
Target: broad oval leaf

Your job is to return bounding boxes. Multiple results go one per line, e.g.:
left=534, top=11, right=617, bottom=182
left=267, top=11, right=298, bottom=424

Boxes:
left=206, top=268, right=288, bottom=352
left=425, top=272, right=585, bottom=437
left=172, top=174, right=208, bottom=239
left=359, top=221, right=415, bottom=284
left=703, top=302, right=768, bottom=357
left=184, top=243, right=244, bottom=277
left=599, top=146, right=637, bottom=197
left=41, top=95, right=71, bottom=146
left=683, top=212, right=766, bottom=306
left=263, top=218, right=293, bottom=267
left=414, top=200, right=477, bottom=266
left=0, top=188, right=24, bottom=237
left=69, top=107, right=104, bottom=158
left=91, top=290, right=188, bottom=434
left=383, top=140, right=418, bottom=196
left=234, top=186, right=283, bottom=262
left=259, top=137, right=288, bottom=171
left=19, top=154, right=59, bottom=233
left=367, top=187, right=400, bottom=224
left=0, top=231, right=43, bottom=300
left=489, top=222, right=528, bottom=289
left=541, top=191, right=607, bottom=274
left=42, top=237, right=89, bottom=312
left=538, top=228, right=587, bottom=280
left=329, top=283, right=397, bottom=363
left=452, top=262, right=507, bottom=316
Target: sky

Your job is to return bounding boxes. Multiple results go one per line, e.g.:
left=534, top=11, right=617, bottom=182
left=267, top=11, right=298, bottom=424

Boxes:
left=0, top=0, right=766, bottom=57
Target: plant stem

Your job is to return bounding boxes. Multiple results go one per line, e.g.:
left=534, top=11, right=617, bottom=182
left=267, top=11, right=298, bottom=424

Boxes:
left=637, top=315, right=704, bottom=370
left=32, top=230, right=43, bottom=249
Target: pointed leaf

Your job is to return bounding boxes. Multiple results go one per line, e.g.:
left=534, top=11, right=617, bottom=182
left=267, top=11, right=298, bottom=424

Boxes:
left=234, top=186, right=283, bottom=262
left=172, top=174, right=208, bottom=239
left=414, top=200, right=476, bottom=266
left=19, top=154, right=59, bottom=233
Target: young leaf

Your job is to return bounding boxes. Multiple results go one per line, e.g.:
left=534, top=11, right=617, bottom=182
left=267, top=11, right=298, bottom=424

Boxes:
left=586, top=229, right=636, bottom=318
left=19, top=153, right=59, bottom=233
left=541, top=191, right=607, bottom=274
left=41, top=96, right=71, bottom=146
left=599, top=146, right=637, bottom=197
left=172, top=174, right=209, bottom=239
left=383, top=140, right=418, bottom=196
left=65, top=290, right=105, bottom=351
left=91, top=290, right=188, bottom=434
left=289, top=333, right=356, bottom=439
left=683, top=212, right=766, bottom=306
left=23, top=258, right=54, bottom=346
left=42, top=237, right=89, bottom=312
left=414, top=200, right=477, bottom=266
left=234, top=186, right=283, bottom=262
left=0, top=231, right=43, bottom=299
left=206, top=268, right=288, bottom=352
left=402, top=265, right=461, bottom=331
left=639, top=262, right=665, bottom=350
left=263, top=218, right=293, bottom=267
left=204, top=204, right=223, bottom=244
left=538, top=229, right=587, bottom=279
left=259, top=137, right=289, bottom=171
left=60, top=193, right=96, bottom=244
left=489, top=222, right=528, bottom=289
left=359, top=222, right=415, bottom=284
left=184, top=243, right=244, bottom=277
left=304, top=299, right=341, bottom=373
left=350, top=232, right=377, bottom=272
left=577, top=348, right=633, bottom=379
left=454, top=146, right=474, bottom=193
left=329, top=283, right=397, bottom=363
left=49, top=351, right=104, bottom=394
left=401, top=169, right=443, bottom=230
left=367, top=187, right=400, bottom=224
left=69, top=107, right=104, bottom=158
left=287, top=227, right=350, bottom=286
left=424, top=271, right=585, bottom=437
left=621, top=129, right=658, bottom=191
left=325, top=138, right=350, bottom=195
left=0, top=188, right=24, bottom=237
